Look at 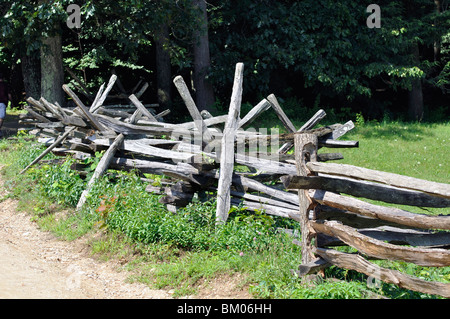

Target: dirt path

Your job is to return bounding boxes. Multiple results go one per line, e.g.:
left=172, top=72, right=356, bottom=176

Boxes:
left=0, top=203, right=176, bottom=299
left=0, top=163, right=252, bottom=299
left=0, top=161, right=172, bottom=299
left=0, top=172, right=173, bottom=299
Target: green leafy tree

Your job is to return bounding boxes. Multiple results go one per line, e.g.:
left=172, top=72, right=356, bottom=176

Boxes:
left=2, top=0, right=449, bottom=120
left=207, top=0, right=450, bottom=120
left=1, top=0, right=200, bottom=108
left=1, top=1, right=44, bottom=100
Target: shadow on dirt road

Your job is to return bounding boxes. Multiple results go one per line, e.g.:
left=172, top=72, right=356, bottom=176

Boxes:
left=1, top=114, right=31, bottom=139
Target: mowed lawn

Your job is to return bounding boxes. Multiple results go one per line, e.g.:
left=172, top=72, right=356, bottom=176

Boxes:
left=319, top=121, right=450, bottom=216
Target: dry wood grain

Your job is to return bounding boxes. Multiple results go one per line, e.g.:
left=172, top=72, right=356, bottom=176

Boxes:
left=173, top=75, right=214, bottom=143
left=317, top=225, right=450, bottom=248
left=238, top=99, right=271, bottom=128
left=311, top=220, right=450, bottom=267
left=278, top=109, right=326, bottom=154
left=285, top=175, right=450, bottom=207
left=310, top=189, right=450, bottom=230
left=217, top=63, right=244, bottom=223
left=307, top=162, right=450, bottom=199
left=314, top=247, right=450, bottom=298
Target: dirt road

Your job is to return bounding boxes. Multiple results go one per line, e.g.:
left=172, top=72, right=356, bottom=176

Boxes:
left=0, top=200, right=175, bottom=299
left=0, top=163, right=251, bottom=299
left=0, top=164, right=173, bottom=299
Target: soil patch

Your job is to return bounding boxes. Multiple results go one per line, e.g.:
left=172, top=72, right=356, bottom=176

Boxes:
left=0, top=164, right=252, bottom=299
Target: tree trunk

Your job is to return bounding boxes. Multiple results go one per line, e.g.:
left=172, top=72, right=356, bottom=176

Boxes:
left=408, top=78, right=424, bottom=121
left=434, top=0, right=441, bottom=61
left=21, top=51, right=41, bottom=100
left=0, top=2, right=10, bottom=16
left=40, top=30, right=65, bottom=107
left=192, top=0, right=215, bottom=112
left=155, top=24, right=172, bottom=110
left=9, top=60, right=23, bottom=108
left=408, top=43, right=423, bottom=121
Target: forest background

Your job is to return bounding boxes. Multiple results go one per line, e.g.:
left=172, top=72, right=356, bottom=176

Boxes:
left=1, top=0, right=449, bottom=124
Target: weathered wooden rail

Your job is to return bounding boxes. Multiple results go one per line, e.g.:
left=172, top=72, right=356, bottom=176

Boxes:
left=18, top=63, right=449, bottom=297
left=284, top=136, right=450, bottom=298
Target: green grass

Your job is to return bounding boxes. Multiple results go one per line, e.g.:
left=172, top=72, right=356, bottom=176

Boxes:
left=0, top=121, right=449, bottom=299
left=323, top=121, right=450, bottom=216
left=325, top=121, right=450, bottom=298
left=333, top=121, right=449, bottom=183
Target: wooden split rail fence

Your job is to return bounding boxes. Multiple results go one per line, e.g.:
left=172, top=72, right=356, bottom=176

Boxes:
left=285, top=134, right=450, bottom=298
left=18, top=63, right=449, bottom=297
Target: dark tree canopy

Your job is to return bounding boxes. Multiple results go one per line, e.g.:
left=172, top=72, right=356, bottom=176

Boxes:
left=1, top=0, right=449, bottom=122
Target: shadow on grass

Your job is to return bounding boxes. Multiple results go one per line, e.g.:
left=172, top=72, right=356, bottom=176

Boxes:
left=346, top=122, right=441, bottom=142
left=1, top=114, right=32, bottom=139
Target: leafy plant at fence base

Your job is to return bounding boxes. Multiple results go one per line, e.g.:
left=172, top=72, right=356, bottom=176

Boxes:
left=33, top=157, right=85, bottom=207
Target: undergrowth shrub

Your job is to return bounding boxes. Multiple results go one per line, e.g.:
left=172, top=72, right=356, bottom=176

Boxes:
left=3, top=136, right=49, bottom=171
left=32, top=157, right=86, bottom=207
left=77, top=172, right=302, bottom=255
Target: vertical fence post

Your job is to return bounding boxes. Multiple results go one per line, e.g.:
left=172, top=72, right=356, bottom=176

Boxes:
left=216, top=62, right=244, bottom=223
left=294, top=133, right=318, bottom=265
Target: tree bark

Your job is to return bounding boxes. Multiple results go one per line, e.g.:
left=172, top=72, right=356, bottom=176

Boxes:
left=40, top=29, right=65, bottom=107
left=192, top=0, right=215, bottom=112
left=434, top=0, right=442, bottom=61
left=408, top=76, right=423, bottom=121
left=155, top=24, right=172, bottom=110
left=294, top=133, right=318, bottom=265
left=21, top=51, right=41, bottom=100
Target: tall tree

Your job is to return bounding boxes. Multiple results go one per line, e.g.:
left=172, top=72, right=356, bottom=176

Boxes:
left=40, top=27, right=65, bottom=106
left=35, top=0, right=65, bottom=106
left=192, top=0, right=215, bottom=111
left=155, top=24, right=172, bottom=110
left=21, top=51, right=41, bottom=100
left=1, top=1, right=42, bottom=100
left=207, top=0, right=449, bottom=120
left=408, top=43, right=424, bottom=120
